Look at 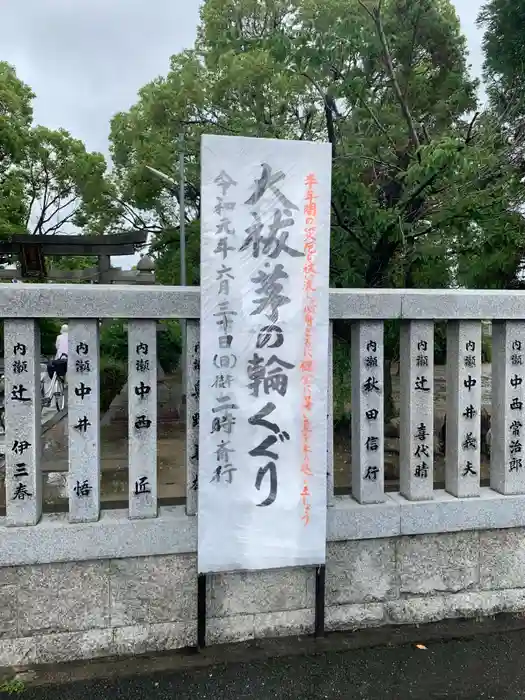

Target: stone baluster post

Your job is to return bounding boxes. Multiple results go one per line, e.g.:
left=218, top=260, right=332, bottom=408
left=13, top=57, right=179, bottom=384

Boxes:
left=68, top=320, right=101, bottom=522
left=491, top=321, right=525, bottom=494
left=128, top=321, right=158, bottom=518
left=351, top=321, right=385, bottom=503
left=445, top=321, right=482, bottom=498
left=400, top=321, right=435, bottom=500
left=4, top=320, right=42, bottom=526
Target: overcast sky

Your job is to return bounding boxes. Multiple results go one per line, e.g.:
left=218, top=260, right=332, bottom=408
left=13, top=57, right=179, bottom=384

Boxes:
left=0, top=0, right=485, bottom=157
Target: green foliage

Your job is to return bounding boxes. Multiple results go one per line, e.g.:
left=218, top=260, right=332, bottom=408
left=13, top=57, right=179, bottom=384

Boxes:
left=0, top=62, right=33, bottom=238
left=39, top=319, right=62, bottom=357
left=100, top=320, right=181, bottom=373
left=479, top=0, right=525, bottom=106
left=476, top=2, right=525, bottom=290
left=18, top=126, right=115, bottom=236
left=106, top=0, right=525, bottom=413
left=0, top=62, right=33, bottom=160
left=99, top=322, right=128, bottom=364
left=0, top=61, right=123, bottom=243
left=332, top=337, right=352, bottom=423
left=99, top=357, right=127, bottom=414
left=157, top=321, right=182, bottom=373
left=0, top=172, right=27, bottom=238
left=152, top=220, right=201, bottom=286
left=482, top=334, right=492, bottom=364
left=110, top=0, right=518, bottom=297
left=97, top=320, right=181, bottom=413
left=49, top=255, right=99, bottom=273
left=0, top=678, right=25, bottom=694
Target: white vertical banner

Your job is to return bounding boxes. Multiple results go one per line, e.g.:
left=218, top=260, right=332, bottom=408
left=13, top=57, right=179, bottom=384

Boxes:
left=198, top=135, right=332, bottom=573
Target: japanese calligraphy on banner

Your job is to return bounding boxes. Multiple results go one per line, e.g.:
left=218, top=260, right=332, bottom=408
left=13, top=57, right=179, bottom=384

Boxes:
left=198, top=134, right=331, bottom=573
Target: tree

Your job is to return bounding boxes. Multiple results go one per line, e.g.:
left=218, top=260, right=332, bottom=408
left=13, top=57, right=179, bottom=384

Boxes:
left=479, top=0, right=525, bottom=110
left=18, top=126, right=114, bottom=236
left=0, top=62, right=33, bottom=236
left=151, top=220, right=200, bottom=286
left=0, top=62, right=126, bottom=241
left=474, top=0, right=525, bottom=290
left=110, top=0, right=520, bottom=418
left=111, top=0, right=515, bottom=288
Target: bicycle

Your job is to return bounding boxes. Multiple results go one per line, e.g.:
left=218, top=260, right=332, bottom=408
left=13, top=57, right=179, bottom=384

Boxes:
left=41, top=357, right=67, bottom=413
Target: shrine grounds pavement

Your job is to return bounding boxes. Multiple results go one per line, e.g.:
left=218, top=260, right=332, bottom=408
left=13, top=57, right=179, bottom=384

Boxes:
left=12, top=617, right=525, bottom=699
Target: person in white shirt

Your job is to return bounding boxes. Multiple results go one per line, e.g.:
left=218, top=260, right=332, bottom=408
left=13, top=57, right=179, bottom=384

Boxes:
left=46, top=324, right=68, bottom=381
left=55, top=324, right=68, bottom=359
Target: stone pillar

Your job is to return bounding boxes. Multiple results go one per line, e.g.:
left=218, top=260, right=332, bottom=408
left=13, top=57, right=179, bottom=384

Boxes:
left=351, top=321, right=385, bottom=504
left=445, top=321, right=482, bottom=498
left=97, top=255, right=112, bottom=284
left=68, top=320, right=101, bottom=522
left=327, top=321, right=334, bottom=506
left=128, top=321, right=158, bottom=518
left=135, top=255, right=156, bottom=286
left=491, top=321, right=525, bottom=494
left=399, top=321, right=434, bottom=501
left=4, top=320, right=42, bottom=526
left=185, top=320, right=200, bottom=516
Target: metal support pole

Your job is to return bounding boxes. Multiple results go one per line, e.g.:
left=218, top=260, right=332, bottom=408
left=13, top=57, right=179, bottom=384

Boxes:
left=314, top=564, right=326, bottom=637
left=144, top=139, right=188, bottom=399
left=197, top=573, right=207, bottom=648
left=179, top=132, right=187, bottom=288
left=179, top=133, right=187, bottom=402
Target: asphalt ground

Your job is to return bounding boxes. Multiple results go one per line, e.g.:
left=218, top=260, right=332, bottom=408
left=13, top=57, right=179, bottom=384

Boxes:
left=14, top=628, right=525, bottom=699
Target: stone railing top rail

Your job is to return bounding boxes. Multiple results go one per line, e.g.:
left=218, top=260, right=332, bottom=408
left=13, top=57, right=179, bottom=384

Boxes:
left=0, top=284, right=525, bottom=319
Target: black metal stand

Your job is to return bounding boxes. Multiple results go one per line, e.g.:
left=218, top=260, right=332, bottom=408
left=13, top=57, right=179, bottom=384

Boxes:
left=197, top=573, right=207, bottom=649
left=314, top=564, right=326, bottom=638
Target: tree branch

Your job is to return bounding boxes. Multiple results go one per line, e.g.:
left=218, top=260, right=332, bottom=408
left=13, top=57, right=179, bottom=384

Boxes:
left=24, top=162, right=37, bottom=229
left=358, top=0, right=421, bottom=151
left=399, top=118, right=482, bottom=223
left=43, top=211, right=76, bottom=235
left=324, top=102, right=337, bottom=157
left=40, top=196, right=78, bottom=229
left=330, top=200, right=371, bottom=255
left=299, top=108, right=314, bottom=140
left=185, top=116, right=237, bottom=134
left=465, top=111, right=480, bottom=144
left=357, top=95, right=398, bottom=153
left=298, top=71, right=339, bottom=155
left=402, top=0, right=424, bottom=100
left=111, top=195, right=151, bottom=230
left=32, top=166, right=50, bottom=235
left=335, top=153, right=404, bottom=173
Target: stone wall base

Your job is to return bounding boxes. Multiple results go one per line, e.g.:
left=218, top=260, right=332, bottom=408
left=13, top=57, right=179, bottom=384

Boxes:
left=3, top=528, right=525, bottom=666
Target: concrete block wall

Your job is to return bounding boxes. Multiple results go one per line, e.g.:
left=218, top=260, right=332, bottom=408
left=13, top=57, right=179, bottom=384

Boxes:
left=207, top=568, right=316, bottom=644
left=0, top=555, right=197, bottom=666
left=3, top=529, right=525, bottom=666
left=326, top=531, right=525, bottom=629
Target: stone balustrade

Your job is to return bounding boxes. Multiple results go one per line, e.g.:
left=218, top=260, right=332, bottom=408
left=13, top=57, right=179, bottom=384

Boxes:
left=2, top=284, right=525, bottom=568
